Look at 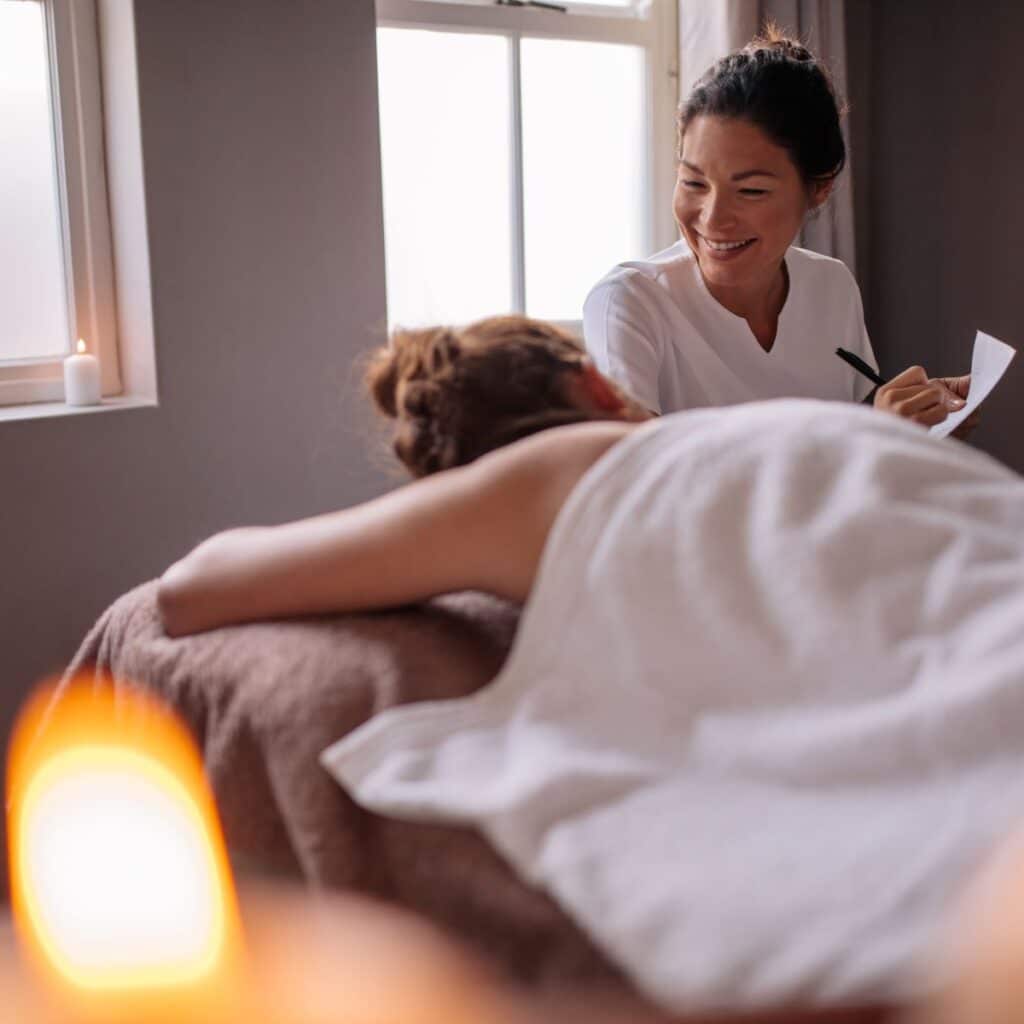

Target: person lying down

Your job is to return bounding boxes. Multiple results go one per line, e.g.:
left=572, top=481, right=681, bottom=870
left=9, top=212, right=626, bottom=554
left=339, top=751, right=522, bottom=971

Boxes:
left=159, top=316, right=1024, bottom=1018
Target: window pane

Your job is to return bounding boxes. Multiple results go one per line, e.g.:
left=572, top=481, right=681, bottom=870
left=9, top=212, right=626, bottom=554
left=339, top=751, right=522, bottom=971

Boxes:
left=521, top=38, right=646, bottom=321
left=377, top=28, right=512, bottom=328
left=0, top=0, right=69, bottom=361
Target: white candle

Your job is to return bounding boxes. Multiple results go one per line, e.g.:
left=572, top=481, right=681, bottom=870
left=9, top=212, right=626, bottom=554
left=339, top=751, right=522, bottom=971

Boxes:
left=63, top=339, right=101, bottom=406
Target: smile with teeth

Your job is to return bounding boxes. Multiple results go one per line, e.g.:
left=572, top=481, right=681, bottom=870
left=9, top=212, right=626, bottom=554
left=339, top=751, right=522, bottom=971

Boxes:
left=702, top=236, right=755, bottom=251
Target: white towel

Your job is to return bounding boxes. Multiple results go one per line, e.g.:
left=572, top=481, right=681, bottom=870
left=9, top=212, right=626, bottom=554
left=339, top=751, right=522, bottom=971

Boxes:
left=322, top=399, right=1024, bottom=1014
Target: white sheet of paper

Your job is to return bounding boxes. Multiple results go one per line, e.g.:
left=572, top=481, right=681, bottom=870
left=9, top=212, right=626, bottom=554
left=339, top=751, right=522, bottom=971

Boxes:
left=929, top=330, right=1016, bottom=438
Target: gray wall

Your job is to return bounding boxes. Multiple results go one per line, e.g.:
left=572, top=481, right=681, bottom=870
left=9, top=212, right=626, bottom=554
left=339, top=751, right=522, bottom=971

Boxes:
left=0, top=0, right=390, bottom=888
left=857, top=0, right=1024, bottom=472
left=5, top=0, right=1024, bottom=894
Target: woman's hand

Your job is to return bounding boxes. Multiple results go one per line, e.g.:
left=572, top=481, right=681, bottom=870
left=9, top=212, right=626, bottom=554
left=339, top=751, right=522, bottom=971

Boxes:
left=873, top=365, right=966, bottom=428
left=937, top=373, right=980, bottom=440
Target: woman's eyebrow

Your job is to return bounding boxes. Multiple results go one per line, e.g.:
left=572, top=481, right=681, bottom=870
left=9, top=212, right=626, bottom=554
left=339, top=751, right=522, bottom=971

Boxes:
left=680, top=160, right=779, bottom=181
left=733, top=169, right=779, bottom=181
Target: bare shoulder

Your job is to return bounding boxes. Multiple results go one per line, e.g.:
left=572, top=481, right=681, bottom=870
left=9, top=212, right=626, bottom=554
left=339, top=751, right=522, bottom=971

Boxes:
left=470, top=419, right=639, bottom=499
left=461, top=421, right=640, bottom=601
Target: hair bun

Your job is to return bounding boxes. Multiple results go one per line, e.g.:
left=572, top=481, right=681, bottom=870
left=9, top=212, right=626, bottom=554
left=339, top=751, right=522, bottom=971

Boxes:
left=747, top=23, right=815, bottom=63
left=363, top=315, right=593, bottom=478
left=391, top=403, right=454, bottom=478
left=678, top=21, right=843, bottom=186
left=365, top=346, right=401, bottom=417
left=425, top=330, right=460, bottom=373
left=364, top=327, right=461, bottom=420
left=399, top=379, right=440, bottom=420
left=768, top=38, right=813, bottom=62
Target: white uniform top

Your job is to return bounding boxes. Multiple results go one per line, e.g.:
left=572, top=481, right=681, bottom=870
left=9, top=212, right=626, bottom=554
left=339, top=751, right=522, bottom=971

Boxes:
left=583, top=240, right=878, bottom=414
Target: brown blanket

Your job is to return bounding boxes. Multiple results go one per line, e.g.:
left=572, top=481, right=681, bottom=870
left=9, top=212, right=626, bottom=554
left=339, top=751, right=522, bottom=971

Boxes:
left=61, top=581, right=633, bottom=994
left=58, top=584, right=896, bottom=1023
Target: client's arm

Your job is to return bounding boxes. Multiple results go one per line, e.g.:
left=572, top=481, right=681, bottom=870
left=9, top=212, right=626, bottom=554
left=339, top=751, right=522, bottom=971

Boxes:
left=157, top=420, right=633, bottom=637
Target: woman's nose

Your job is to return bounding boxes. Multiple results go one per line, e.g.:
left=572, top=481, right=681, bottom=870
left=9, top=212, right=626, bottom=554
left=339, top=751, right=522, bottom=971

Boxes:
left=700, top=190, right=736, bottom=232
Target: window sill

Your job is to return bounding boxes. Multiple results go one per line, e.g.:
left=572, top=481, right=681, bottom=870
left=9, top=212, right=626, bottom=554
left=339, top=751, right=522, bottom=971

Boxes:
left=0, top=395, right=157, bottom=424
left=1, top=2, right=157, bottom=431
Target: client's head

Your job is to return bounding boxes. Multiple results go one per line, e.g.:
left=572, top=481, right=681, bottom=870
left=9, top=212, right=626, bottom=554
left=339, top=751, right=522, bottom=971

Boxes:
left=365, top=315, right=649, bottom=477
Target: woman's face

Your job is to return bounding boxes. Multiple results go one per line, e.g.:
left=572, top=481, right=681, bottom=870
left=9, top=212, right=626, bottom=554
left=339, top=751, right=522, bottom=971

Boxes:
left=674, top=115, right=829, bottom=294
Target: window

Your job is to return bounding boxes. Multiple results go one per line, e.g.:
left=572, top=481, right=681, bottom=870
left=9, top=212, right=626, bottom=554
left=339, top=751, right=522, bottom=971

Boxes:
left=375, top=0, right=678, bottom=329
left=0, top=0, right=119, bottom=406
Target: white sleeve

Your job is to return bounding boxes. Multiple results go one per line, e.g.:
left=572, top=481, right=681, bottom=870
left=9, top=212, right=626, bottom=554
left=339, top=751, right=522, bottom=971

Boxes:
left=583, top=273, right=665, bottom=414
left=843, top=271, right=879, bottom=403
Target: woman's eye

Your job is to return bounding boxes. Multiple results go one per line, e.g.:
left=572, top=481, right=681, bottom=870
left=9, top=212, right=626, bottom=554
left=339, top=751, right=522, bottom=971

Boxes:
left=681, top=180, right=706, bottom=189
left=740, top=188, right=768, bottom=196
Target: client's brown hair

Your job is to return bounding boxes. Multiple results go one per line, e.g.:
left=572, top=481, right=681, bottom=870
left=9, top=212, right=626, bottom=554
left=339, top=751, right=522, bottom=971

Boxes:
left=365, top=315, right=599, bottom=477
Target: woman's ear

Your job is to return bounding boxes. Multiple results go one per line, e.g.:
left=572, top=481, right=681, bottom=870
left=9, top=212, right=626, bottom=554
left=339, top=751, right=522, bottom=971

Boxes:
left=574, top=361, right=627, bottom=414
left=809, top=177, right=834, bottom=212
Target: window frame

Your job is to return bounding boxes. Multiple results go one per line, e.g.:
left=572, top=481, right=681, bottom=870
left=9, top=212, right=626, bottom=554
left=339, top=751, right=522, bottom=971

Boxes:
left=374, top=0, right=679, bottom=329
left=0, top=0, right=120, bottom=407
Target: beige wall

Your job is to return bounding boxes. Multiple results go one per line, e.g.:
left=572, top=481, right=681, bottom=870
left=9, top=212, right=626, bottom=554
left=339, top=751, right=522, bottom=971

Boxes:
left=0, top=0, right=389, bottom=889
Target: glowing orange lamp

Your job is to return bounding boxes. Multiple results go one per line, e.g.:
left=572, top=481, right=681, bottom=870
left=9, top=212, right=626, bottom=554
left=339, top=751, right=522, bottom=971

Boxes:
left=6, top=679, right=244, bottom=1022
left=5, top=677, right=509, bottom=1024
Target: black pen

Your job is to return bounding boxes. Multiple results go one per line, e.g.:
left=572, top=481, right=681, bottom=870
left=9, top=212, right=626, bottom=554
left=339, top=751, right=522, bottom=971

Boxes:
left=496, top=0, right=568, bottom=10
left=835, top=347, right=887, bottom=387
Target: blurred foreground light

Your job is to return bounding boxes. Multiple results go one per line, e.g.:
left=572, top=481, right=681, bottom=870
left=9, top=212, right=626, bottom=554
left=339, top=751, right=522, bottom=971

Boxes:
left=19, top=748, right=223, bottom=986
left=5, top=678, right=517, bottom=1024
left=6, top=677, right=243, bottom=1019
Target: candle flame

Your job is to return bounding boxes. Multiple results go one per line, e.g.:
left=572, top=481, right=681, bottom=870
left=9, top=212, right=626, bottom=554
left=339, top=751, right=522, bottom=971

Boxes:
left=76, top=339, right=86, bottom=354
left=6, top=678, right=244, bottom=1020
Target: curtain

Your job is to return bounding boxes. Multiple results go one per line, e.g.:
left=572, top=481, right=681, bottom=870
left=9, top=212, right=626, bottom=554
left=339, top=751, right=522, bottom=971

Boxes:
left=677, top=0, right=855, bottom=273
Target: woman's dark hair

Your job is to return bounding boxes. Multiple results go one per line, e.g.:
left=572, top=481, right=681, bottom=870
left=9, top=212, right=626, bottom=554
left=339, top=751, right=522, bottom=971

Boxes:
left=365, top=315, right=603, bottom=477
left=677, top=24, right=846, bottom=186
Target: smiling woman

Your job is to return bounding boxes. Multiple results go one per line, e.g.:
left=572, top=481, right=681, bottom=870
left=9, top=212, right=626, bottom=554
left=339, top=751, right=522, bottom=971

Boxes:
left=583, top=26, right=970, bottom=430
left=674, top=115, right=834, bottom=347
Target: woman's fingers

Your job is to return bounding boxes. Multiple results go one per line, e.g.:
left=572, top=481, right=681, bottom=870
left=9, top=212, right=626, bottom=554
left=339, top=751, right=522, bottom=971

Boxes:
left=939, top=373, right=972, bottom=401
left=885, top=383, right=947, bottom=422
left=873, top=366, right=929, bottom=415
left=886, top=383, right=941, bottom=412
left=939, top=374, right=976, bottom=439
left=874, top=366, right=966, bottom=427
left=885, top=364, right=929, bottom=389
left=912, top=401, right=953, bottom=428
left=932, top=378, right=969, bottom=410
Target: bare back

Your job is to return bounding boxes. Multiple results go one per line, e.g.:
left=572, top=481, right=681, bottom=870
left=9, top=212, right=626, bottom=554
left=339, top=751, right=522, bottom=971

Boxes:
left=469, top=419, right=642, bottom=602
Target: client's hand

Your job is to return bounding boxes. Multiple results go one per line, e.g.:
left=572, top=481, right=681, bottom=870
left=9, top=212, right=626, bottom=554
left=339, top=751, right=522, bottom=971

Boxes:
left=873, top=365, right=965, bottom=428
